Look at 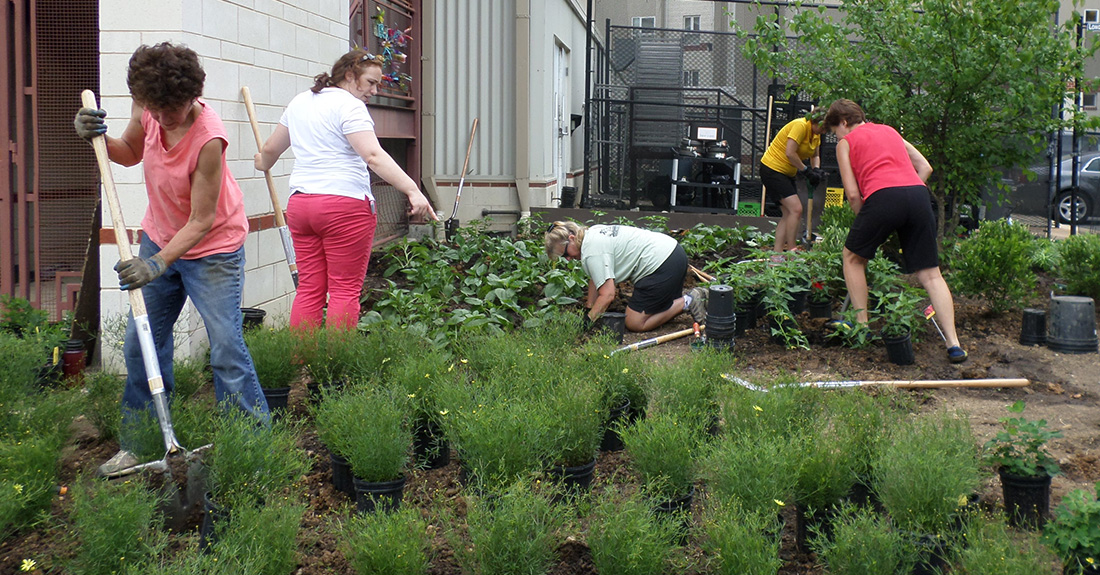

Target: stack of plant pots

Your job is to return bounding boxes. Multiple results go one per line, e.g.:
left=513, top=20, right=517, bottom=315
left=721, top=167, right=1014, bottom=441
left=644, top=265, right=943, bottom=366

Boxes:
left=704, top=284, right=735, bottom=351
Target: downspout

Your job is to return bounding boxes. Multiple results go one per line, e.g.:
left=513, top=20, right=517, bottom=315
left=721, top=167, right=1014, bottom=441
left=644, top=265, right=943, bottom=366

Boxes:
left=420, top=1, right=441, bottom=213
left=515, top=0, right=532, bottom=218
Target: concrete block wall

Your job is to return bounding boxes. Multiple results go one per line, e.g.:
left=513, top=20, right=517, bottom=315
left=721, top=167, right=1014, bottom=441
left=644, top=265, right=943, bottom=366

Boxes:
left=97, top=0, right=348, bottom=368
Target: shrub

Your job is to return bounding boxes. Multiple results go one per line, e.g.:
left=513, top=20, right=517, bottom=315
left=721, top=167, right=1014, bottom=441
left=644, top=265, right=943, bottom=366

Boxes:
left=950, top=219, right=1036, bottom=313
left=954, top=513, right=1056, bottom=575
left=701, top=433, right=795, bottom=520
left=587, top=489, right=678, bottom=575
left=313, top=387, right=411, bottom=482
left=206, top=414, right=309, bottom=508
left=69, top=479, right=167, bottom=575
left=812, top=504, right=913, bottom=575
left=699, top=498, right=783, bottom=575
left=871, top=285, right=926, bottom=339
left=537, top=377, right=605, bottom=467
left=460, top=481, right=566, bottom=575
left=1056, top=232, right=1100, bottom=300
left=244, top=328, right=302, bottom=390
left=342, top=507, right=431, bottom=575
left=211, top=498, right=305, bottom=575
left=983, top=400, right=1062, bottom=477
left=1044, top=482, right=1100, bottom=575
left=622, top=412, right=702, bottom=501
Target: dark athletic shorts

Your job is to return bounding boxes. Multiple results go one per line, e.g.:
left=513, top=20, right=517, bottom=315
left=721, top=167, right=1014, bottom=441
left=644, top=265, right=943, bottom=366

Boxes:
left=628, top=244, right=688, bottom=315
left=759, top=163, right=799, bottom=199
left=845, top=185, right=939, bottom=273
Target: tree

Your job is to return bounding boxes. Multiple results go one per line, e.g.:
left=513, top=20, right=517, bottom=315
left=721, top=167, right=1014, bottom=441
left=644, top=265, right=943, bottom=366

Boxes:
left=738, top=0, right=1099, bottom=242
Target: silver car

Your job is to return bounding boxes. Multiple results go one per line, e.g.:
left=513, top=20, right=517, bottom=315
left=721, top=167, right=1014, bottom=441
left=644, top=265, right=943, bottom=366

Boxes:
left=1006, top=153, right=1098, bottom=224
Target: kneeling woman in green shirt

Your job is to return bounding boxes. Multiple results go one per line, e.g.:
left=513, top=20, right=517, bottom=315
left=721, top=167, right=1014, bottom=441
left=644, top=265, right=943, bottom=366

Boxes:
left=545, top=222, right=707, bottom=332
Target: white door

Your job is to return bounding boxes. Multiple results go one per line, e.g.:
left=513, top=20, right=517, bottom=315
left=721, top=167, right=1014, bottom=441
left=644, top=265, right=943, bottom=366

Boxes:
left=553, top=44, right=569, bottom=198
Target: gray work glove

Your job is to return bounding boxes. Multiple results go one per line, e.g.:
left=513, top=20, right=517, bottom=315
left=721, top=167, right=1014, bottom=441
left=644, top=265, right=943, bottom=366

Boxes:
left=74, top=107, right=108, bottom=140
left=115, top=254, right=166, bottom=291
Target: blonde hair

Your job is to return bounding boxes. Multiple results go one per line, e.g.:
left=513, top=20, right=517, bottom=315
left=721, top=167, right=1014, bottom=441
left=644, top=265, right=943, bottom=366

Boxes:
left=544, top=221, right=586, bottom=259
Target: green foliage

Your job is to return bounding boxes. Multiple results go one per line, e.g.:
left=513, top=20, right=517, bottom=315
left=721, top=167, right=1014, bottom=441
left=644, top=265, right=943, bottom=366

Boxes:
left=701, top=433, right=794, bottom=521
left=0, top=294, right=49, bottom=335
left=984, top=400, right=1062, bottom=478
left=536, top=376, right=605, bottom=467
left=211, top=498, right=305, bottom=575
left=954, top=513, right=1057, bottom=575
left=1056, top=232, right=1100, bottom=300
left=721, top=383, right=826, bottom=441
left=738, top=0, right=1097, bottom=240
left=84, top=372, right=123, bottom=442
left=676, top=224, right=750, bottom=259
left=587, top=489, right=678, bottom=575
left=342, top=507, right=432, bottom=575
left=170, top=354, right=209, bottom=402
left=824, top=308, right=876, bottom=350
left=244, top=328, right=302, bottom=390
left=313, top=386, right=411, bottom=482
left=812, top=504, right=914, bottom=575
left=302, top=328, right=364, bottom=385
left=206, top=414, right=309, bottom=508
left=871, top=285, right=926, bottom=338
left=622, top=412, right=702, bottom=500
left=68, top=479, right=167, bottom=575
left=951, top=219, right=1037, bottom=313
left=819, top=205, right=855, bottom=233
left=791, top=413, right=858, bottom=512
left=644, top=350, right=722, bottom=432
left=699, top=498, right=783, bottom=575
left=1043, top=482, right=1100, bottom=574
left=1029, top=237, right=1061, bottom=274
left=0, top=436, right=63, bottom=538
left=460, top=481, right=567, bottom=575
left=873, top=411, right=983, bottom=533
left=0, top=331, right=50, bottom=408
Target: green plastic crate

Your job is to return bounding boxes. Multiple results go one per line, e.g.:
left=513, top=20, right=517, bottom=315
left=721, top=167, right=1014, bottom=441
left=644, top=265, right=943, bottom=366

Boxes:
left=737, top=202, right=761, bottom=216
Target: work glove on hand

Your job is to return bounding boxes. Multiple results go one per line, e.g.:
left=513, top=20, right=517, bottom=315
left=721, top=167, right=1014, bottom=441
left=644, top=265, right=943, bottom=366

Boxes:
left=115, top=254, right=166, bottom=291
left=74, top=108, right=108, bottom=141
left=803, top=167, right=823, bottom=187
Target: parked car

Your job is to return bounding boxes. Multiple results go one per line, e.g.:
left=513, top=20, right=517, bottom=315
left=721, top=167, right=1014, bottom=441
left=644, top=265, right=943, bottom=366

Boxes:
left=999, top=153, right=1099, bottom=224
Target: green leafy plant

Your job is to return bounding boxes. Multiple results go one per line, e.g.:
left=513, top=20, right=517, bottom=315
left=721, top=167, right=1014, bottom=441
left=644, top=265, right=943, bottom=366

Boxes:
left=459, top=481, right=567, bottom=575
left=791, top=413, right=858, bottom=515
left=954, top=513, right=1057, bottom=575
left=0, top=295, right=49, bottom=337
left=824, top=308, right=876, bottom=349
left=644, top=351, right=721, bottom=433
left=699, top=498, right=783, bottom=575
left=872, top=286, right=926, bottom=339
left=313, top=386, right=411, bottom=483
left=302, top=328, right=363, bottom=386
left=1043, top=482, right=1100, bottom=575
left=701, top=433, right=796, bottom=520
left=342, top=507, right=432, bottom=575
left=170, top=353, right=210, bottom=402
left=622, top=412, right=702, bottom=501
left=537, top=377, right=605, bottom=467
left=984, top=400, right=1062, bottom=478
left=1056, top=232, right=1100, bottom=300
left=950, top=219, right=1037, bottom=314
left=206, top=414, right=309, bottom=508
left=68, top=479, right=168, bottom=575
left=244, top=328, right=302, bottom=390
left=587, top=488, right=678, bottom=575
left=811, top=503, right=914, bottom=575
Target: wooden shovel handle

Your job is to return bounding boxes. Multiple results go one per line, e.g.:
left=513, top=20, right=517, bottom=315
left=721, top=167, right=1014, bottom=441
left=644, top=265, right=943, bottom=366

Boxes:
left=241, top=86, right=288, bottom=229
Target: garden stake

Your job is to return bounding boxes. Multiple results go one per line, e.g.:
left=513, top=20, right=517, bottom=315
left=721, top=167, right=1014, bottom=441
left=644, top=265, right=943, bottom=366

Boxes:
left=82, top=90, right=201, bottom=479
left=610, top=325, right=702, bottom=355
left=242, top=86, right=298, bottom=288
left=924, top=304, right=947, bottom=343
left=722, top=374, right=1029, bottom=392
left=445, top=117, right=479, bottom=241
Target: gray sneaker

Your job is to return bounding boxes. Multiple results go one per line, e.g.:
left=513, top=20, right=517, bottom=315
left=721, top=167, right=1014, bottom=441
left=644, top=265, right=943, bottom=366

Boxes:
left=96, top=449, right=139, bottom=477
left=686, top=287, right=708, bottom=324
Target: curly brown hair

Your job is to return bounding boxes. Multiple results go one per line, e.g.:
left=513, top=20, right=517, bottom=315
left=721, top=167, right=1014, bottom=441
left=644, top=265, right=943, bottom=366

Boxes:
left=311, top=48, right=384, bottom=94
left=126, top=42, right=205, bottom=110
left=824, top=99, right=866, bottom=130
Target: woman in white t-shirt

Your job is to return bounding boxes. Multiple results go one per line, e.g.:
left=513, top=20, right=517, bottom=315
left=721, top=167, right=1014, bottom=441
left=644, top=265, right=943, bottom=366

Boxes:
left=256, top=49, right=436, bottom=330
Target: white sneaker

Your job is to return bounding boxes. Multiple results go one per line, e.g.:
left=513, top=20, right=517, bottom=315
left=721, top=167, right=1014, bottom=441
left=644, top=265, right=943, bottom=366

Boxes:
left=96, top=449, right=138, bottom=477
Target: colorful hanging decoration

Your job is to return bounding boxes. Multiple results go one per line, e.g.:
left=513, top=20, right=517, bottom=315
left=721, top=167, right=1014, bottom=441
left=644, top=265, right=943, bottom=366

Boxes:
left=369, top=7, right=413, bottom=92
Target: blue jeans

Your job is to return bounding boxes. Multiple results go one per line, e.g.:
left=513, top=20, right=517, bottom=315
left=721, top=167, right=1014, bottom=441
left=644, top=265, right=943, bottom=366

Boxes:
left=120, top=236, right=269, bottom=451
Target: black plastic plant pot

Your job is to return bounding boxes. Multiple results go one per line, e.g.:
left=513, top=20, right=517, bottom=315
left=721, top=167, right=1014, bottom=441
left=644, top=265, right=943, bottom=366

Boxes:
left=1046, top=295, right=1098, bottom=354
left=261, top=386, right=291, bottom=421
left=240, top=307, right=266, bottom=331
left=330, top=452, right=355, bottom=497
left=790, top=290, right=808, bottom=316
left=545, top=457, right=597, bottom=493
left=600, top=399, right=630, bottom=452
left=199, top=492, right=230, bottom=552
left=653, top=486, right=695, bottom=546
left=596, top=312, right=626, bottom=344
left=413, top=419, right=451, bottom=470
left=1019, top=308, right=1047, bottom=346
left=734, top=302, right=755, bottom=336
left=808, top=298, right=833, bottom=319
left=707, top=284, right=735, bottom=317
left=795, top=505, right=837, bottom=554
left=999, top=468, right=1051, bottom=530
left=908, top=533, right=949, bottom=575
left=354, top=474, right=406, bottom=514
left=882, top=331, right=915, bottom=365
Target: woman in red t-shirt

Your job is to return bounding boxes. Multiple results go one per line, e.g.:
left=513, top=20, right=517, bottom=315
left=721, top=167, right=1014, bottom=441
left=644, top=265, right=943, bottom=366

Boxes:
left=825, top=99, right=967, bottom=364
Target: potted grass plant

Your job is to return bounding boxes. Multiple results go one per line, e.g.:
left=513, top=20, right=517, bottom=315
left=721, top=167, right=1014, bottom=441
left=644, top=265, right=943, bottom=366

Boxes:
left=537, top=377, right=605, bottom=493
left=313, top=387, right=412, bottom=513
left=812, top=503, right=915, bottom=575
left=243, top=327, right=301, bottom=418
left=302, top=328, right=362, bottom=401
left=622, top=411, right=702, bottom=525
left=699, top=497, right=783, bottom=575
left=588, top=488, right=679, bottom=574
left=984, top=400, right=1062, bottom=529
left=791, top=416, right=859, bottom=552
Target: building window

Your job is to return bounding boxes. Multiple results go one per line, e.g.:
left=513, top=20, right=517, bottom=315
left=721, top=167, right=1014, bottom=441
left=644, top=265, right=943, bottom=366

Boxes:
left=1083, top=92, right=1097, bottom=110
left=632, top=16, right=656, bottom=28
left=684, top=15, right=701, bottom=30
left=683, top=70, right=700, bottom=87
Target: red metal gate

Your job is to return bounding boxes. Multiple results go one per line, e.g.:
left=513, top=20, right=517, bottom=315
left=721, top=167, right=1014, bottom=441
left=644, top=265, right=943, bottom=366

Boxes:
left=1, top=0, right=100, bottom=320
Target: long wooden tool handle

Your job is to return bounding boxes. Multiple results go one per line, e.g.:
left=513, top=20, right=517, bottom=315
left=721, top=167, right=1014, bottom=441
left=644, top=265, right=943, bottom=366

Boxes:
left=610, top=326, right=697, bottom=355
left=813, top=378, right=1030, bottom=389
left=689, top=265, right=714, bottom=283
left=241, top=87, right=287, bottom=229
left=449, top=117, right=479, bottom=220
left=760, top=95, right=774, bottom=217
left=81, top=91, right=145, bottom=317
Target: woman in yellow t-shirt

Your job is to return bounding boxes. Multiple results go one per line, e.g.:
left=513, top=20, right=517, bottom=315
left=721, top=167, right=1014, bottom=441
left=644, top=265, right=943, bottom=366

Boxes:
left=759, top=108, right=827, bottom=252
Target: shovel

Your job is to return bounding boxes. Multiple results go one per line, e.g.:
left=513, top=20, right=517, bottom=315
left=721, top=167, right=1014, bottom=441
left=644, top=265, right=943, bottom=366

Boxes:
left=445, top=118, right=479, bottom=241
left=82, top=90, right=199, bottom=478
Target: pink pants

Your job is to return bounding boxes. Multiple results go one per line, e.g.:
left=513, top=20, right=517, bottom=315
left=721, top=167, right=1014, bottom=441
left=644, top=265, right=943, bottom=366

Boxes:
left=286, top=192, right=376, bottom=330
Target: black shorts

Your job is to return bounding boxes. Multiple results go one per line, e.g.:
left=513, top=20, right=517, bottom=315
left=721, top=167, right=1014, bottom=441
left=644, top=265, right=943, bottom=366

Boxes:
left=628, top=244, right=688, bottom=315
left=845, top=185, right=939, bottom=273
left=760, top=163, right=799, bottom=199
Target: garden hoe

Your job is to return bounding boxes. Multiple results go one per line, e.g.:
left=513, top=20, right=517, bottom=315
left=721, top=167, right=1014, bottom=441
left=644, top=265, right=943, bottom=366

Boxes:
left=445, top=117, right=479, bottom=241
left=722, top=374, right=1029, bottom=392
left=610, top=324, right=703, bottom=355
left=82, top=90, right=204, bottom=480
left=242, top=86, right=298, bottom=288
